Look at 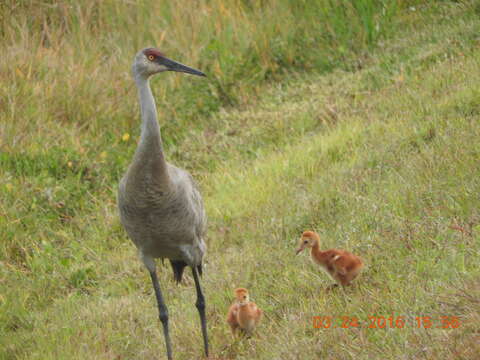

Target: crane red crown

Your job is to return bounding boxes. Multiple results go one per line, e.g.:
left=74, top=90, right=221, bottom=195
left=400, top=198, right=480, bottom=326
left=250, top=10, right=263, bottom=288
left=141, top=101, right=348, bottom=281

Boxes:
left=144, top=48, right=166, bottom=58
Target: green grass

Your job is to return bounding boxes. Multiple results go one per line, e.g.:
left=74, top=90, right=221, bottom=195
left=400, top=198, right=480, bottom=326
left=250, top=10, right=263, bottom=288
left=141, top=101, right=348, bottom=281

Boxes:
left=1, top=1, right=480, bottom=359
left=1, top=0, right=409, bottom=150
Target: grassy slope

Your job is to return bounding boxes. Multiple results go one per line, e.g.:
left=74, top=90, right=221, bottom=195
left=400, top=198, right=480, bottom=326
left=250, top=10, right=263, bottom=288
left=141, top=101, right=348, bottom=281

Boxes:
left=1, top=2, right=480, bottom=360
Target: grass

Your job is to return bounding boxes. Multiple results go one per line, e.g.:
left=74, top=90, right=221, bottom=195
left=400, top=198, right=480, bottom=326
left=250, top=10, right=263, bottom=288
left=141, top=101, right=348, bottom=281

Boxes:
left=1, top=1, right=480, bottom=359
left=1, top=0, right=407, bottom=150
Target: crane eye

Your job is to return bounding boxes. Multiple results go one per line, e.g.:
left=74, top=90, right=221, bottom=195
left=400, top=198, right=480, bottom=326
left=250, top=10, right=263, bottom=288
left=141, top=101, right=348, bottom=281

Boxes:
left=148, top=55, right=155, bottom=61
left=304, top=240, right=308, bottom=244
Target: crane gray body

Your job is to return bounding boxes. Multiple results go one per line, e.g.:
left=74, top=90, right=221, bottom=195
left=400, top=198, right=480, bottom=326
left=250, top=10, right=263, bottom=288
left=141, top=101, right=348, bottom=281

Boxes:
left=116, top=48, right=208, bottom=360
left=118, top=161, right=206, bottom=268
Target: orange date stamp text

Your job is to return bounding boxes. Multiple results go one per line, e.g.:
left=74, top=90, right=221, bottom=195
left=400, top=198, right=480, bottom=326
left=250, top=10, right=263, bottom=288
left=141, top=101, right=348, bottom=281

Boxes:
left=313, top=315, right=461, bottom=329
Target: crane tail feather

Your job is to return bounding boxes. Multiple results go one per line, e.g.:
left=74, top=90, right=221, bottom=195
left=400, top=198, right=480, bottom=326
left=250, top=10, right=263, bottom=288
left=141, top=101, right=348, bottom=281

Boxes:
left=170, top=260, right=187, bottom=284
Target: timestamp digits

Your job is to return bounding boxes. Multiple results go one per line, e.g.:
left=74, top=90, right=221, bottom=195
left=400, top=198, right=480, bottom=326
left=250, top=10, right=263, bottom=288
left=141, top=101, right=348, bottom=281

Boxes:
left=312, top=316, right=461, bottom=329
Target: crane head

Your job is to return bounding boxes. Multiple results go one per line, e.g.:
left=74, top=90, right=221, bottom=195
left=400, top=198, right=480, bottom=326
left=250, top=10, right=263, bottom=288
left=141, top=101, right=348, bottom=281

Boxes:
left=296, top=230, right=320, bottom=255
left=133, top=47, right=206, bottom=78
left=234, top=288, right=250, bottom=305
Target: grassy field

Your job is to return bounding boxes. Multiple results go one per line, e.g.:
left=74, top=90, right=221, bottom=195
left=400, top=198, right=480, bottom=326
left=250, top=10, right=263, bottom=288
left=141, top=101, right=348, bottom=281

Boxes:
left=1, top=1, right=480, bottom=359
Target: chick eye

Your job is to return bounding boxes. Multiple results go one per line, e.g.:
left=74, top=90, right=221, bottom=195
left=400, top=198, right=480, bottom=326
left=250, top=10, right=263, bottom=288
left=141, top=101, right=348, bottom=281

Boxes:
left=148, top=55, right=155, bottom=61
left=243, top=296, right=246, bottom=299
left=304, top=240, right=308, bottom=244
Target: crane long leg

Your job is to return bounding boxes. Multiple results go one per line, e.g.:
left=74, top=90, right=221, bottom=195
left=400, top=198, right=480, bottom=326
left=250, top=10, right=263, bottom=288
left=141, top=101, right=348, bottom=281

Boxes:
left=192, top=266, right=209, bottom=357
left=149, top=270, right=173, bottom=360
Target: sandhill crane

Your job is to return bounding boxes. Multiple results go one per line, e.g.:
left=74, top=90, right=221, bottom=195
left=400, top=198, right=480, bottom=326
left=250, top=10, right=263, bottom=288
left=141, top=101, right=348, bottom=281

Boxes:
left=118, top=48, right=208, bottom=360
left=296, top=231, right=363, bottom=287
left=226, top=288, right=263, bottom=336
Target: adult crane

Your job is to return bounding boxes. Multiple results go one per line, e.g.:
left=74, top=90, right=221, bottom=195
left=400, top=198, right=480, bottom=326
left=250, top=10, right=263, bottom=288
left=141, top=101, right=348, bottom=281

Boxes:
left=118, top=48, right=208, bottom=360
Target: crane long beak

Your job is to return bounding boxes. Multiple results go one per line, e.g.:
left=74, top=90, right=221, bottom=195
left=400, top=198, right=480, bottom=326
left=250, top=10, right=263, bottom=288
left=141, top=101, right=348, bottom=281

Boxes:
left=162, top=57, right=206, bottom=77
left=296, top=247, right=303, bottom=255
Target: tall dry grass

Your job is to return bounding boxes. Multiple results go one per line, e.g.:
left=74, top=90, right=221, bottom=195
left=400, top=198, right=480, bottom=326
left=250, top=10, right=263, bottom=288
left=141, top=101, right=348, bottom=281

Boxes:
left=1, top=0, right=411, bottom=151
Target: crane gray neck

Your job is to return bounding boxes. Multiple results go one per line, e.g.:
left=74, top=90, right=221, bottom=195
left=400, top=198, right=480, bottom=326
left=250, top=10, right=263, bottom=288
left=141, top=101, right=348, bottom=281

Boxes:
left=134, top=74, right=164, bottom=158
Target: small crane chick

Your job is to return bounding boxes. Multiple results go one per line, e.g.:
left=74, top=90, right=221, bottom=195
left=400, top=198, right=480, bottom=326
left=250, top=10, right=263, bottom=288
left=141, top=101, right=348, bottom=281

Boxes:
left=226, top=288, right=262, bottom=336
left=296, top=231, right=363, bottom=287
